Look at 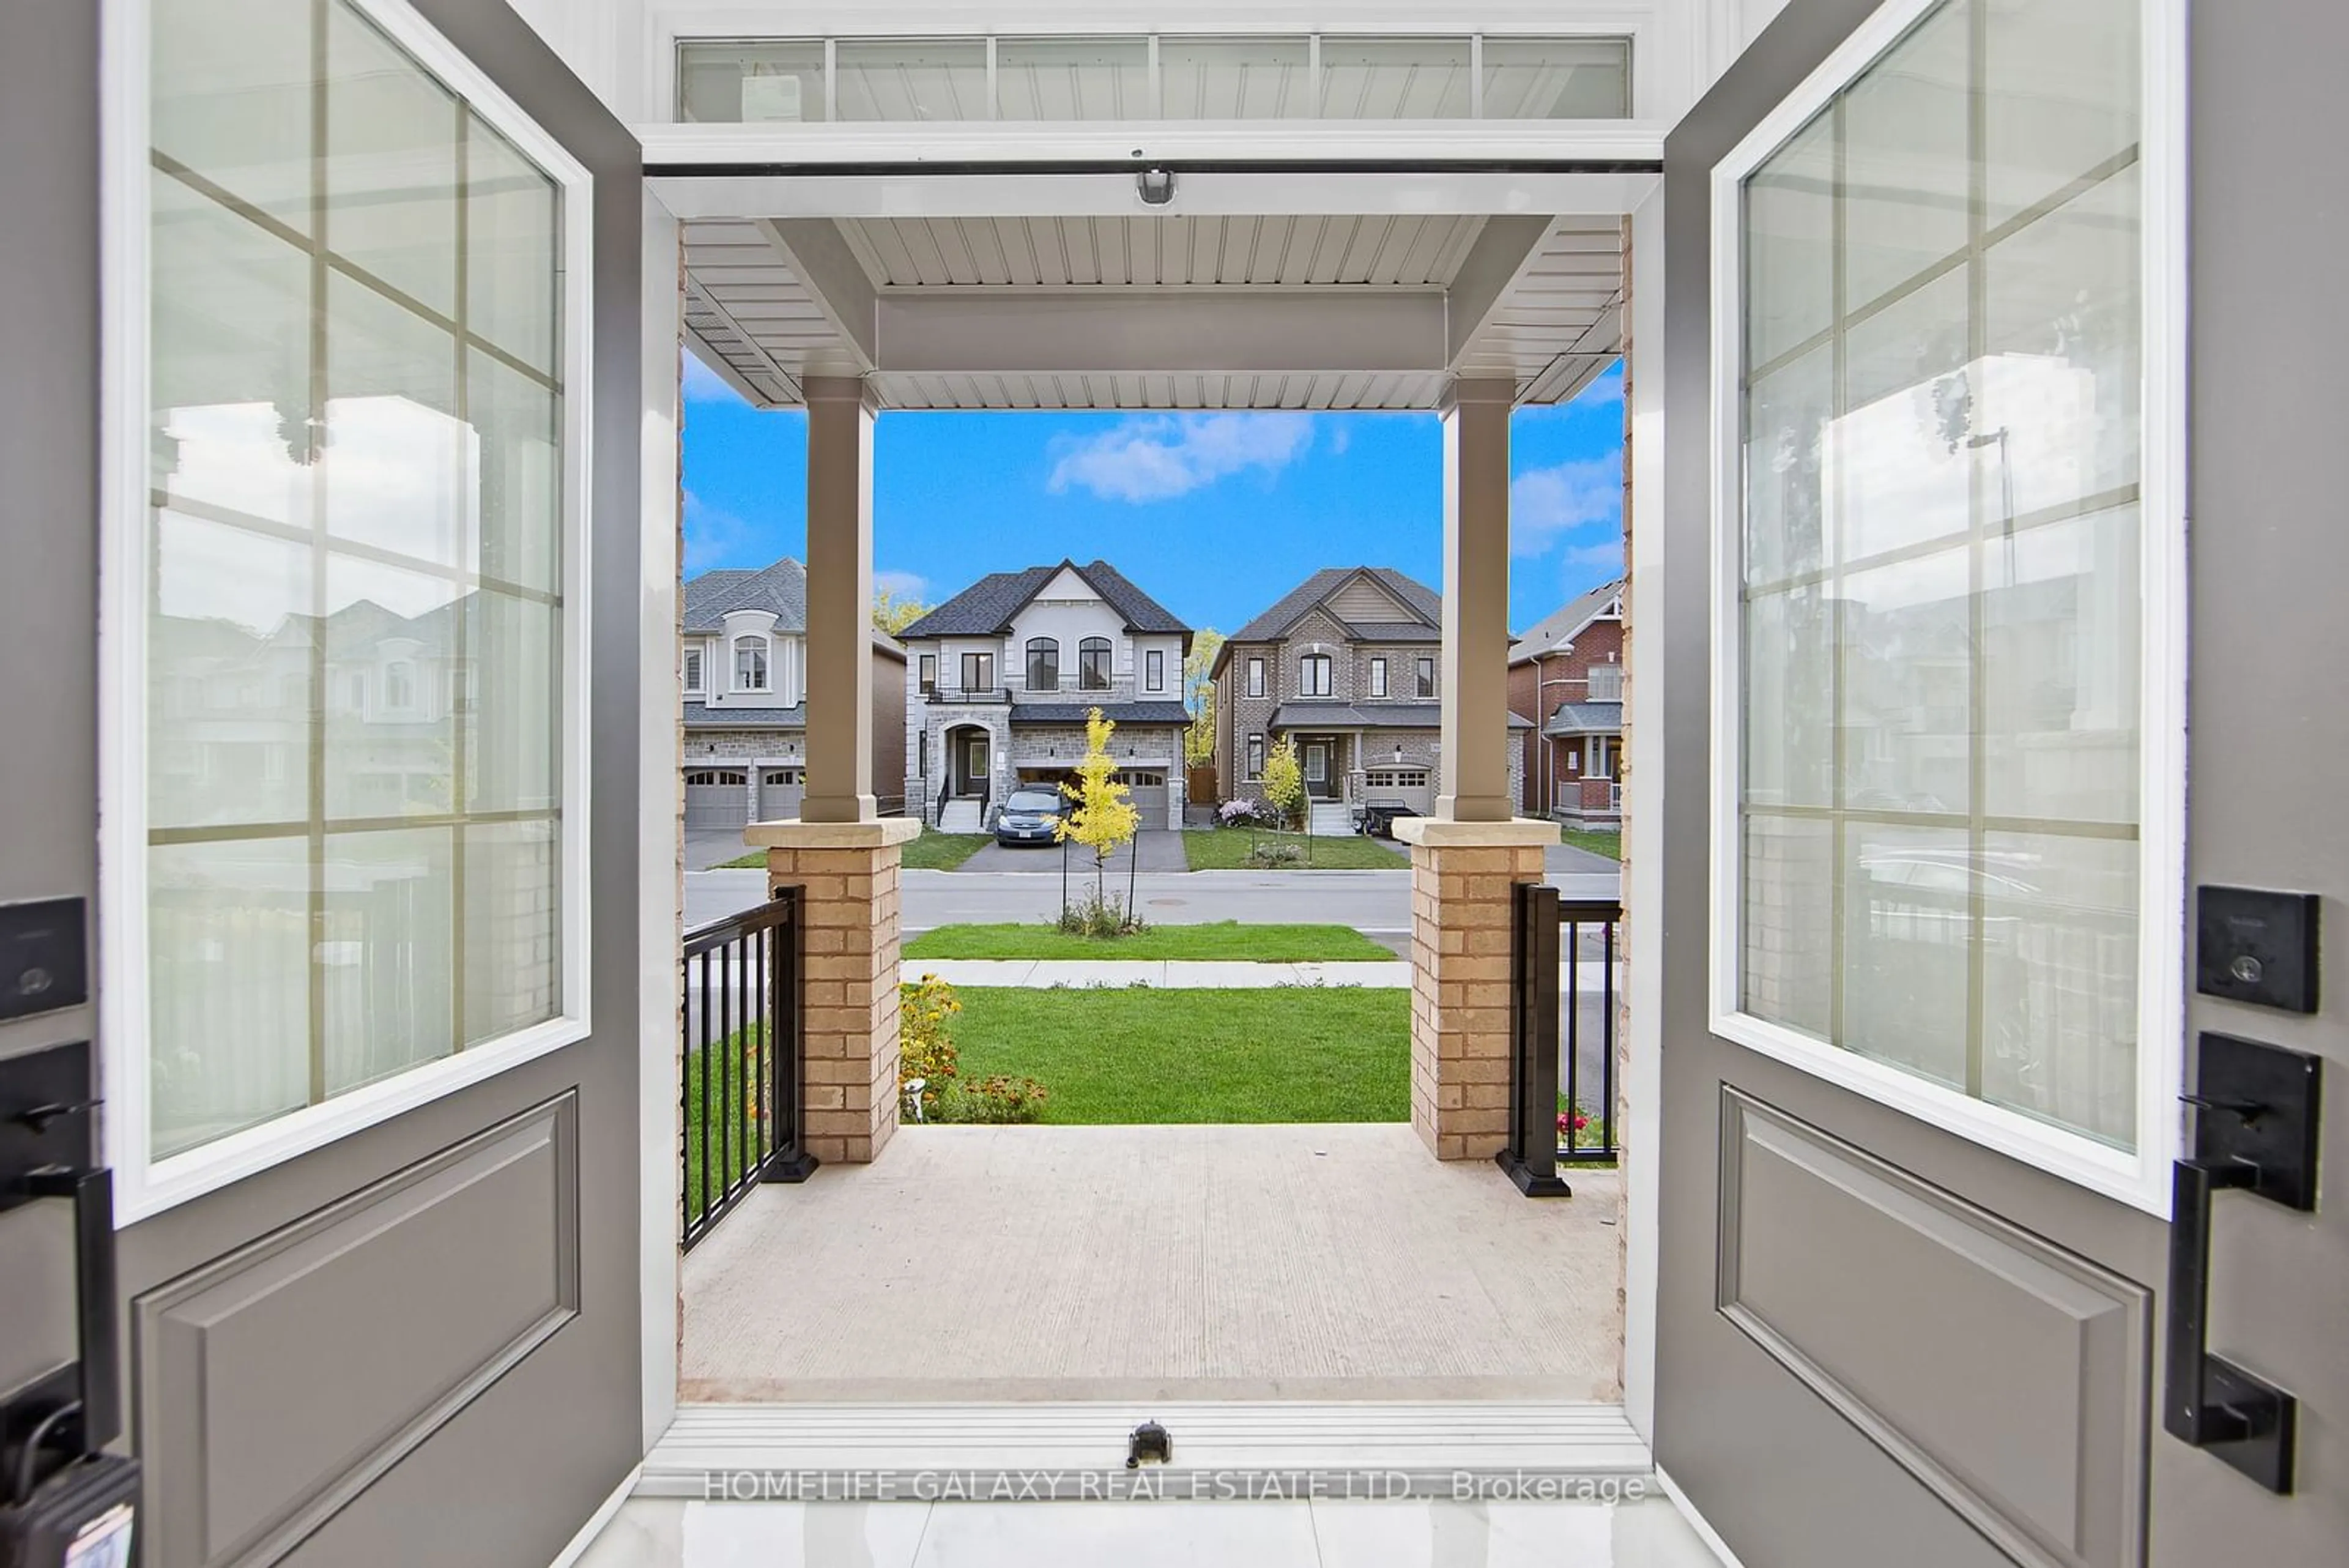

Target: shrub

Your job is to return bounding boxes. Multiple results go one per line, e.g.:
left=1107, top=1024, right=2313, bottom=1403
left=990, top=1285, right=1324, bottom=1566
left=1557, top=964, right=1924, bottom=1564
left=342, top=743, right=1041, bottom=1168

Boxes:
left=1055, top=890, right=1147, bottom=939
left=935, top=1074, right=1050, bottom=1125
left=1245, top=840, right=1304, bottom=869
left=1217, top=797, right=1269, bottom=828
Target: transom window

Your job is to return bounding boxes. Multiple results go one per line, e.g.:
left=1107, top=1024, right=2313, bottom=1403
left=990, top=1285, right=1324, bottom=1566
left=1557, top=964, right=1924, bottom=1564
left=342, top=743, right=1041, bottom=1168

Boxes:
left=1717, top=0, right=2164, bottom=1180
left=733, top=634, right=769, bottom=691
left=1078, top=636, right=1113, bottom=690
left=1299, top=654, right=1334, bottom=697
left=676, top=34, right=1631, bottom=124
left=131, top=0, right=585, bottom=1178
left=1025, top=637, right=1060, bottom=691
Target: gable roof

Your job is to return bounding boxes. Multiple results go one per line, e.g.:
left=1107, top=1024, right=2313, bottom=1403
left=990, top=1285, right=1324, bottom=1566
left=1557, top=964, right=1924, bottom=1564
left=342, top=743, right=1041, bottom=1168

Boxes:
left=1219, top=567, right=1444, bottom=671
left=897, top=559, right=1191, bottom=647
left=685, top=557, right=807, bottom=633
left=1507, top=576, right=1625, bottom=664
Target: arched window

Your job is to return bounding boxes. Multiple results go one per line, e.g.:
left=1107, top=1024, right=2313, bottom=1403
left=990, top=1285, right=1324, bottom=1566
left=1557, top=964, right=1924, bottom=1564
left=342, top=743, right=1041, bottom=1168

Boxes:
left=733, top=634, right=768, bottom=691
left=1025, top=637, right=1059, bottom=691
left=1078, top=636, right=1112, bottom=689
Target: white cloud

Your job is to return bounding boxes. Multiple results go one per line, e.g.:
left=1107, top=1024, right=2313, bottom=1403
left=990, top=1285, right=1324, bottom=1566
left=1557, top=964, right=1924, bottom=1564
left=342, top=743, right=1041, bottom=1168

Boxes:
left=875, top=569, right=930, bottom=601
left=1560, top=538, right=1626, bottom=579
left=1047, top=413, right=1312, bottom=502
left=1326, top=420, right=1353, bottom=456
left=681, top=351, right=735, bottom=403
left=1508, top=456, right=1622, bottom=555
left=682, top=489, right=757, bottom=573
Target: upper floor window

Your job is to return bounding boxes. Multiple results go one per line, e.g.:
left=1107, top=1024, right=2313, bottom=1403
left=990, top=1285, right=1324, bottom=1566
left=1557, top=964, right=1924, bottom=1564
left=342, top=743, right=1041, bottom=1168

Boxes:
left=961, top=650, right=994, bottom=692
left=1416, top=656, right=1437, bottom=699
left=735, top=635, right=769, bottom=691
left=385, top=661, right=415, bottom=712
left=1145, top=649, right=1164, bottom=691
left=1589, top=663, right=1625, bottom=702
left=1078, top=636, right=1113, bottom=690
left=684, top=645, right=703, bottom=693
left=1369, top=657, right=1388, bottom=697
left=1300, top=654, right=1334, bottom=697
left=1246, top=657, right=1265, bottom=698
left=677, top=34, right=1632, bottom=124
left=919, top=653, right=937, bottom=693
left=1025, top=637, right=1060, bottom=691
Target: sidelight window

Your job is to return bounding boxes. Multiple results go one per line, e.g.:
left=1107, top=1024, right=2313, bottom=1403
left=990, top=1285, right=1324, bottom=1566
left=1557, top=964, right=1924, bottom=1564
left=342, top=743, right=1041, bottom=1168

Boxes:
left=1714, top=0, right=2177, bottom=1208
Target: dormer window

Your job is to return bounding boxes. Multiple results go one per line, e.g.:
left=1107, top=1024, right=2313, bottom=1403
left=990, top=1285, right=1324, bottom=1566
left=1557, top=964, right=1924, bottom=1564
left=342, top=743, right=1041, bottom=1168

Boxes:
left=733, top=634, right=769, bottom=691
left=1025, top=637, right=1060, bottom=691
left=1078, top=636, right=1112, bottom=691
left=684, top=645, right=704, bottom=694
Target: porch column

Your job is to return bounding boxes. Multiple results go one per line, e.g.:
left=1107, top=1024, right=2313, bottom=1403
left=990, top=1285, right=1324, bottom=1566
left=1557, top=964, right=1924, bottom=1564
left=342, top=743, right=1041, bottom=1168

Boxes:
left=1435, top=376, right=1515, bottom=823
left=1395, top=374, right=1559, bottom=1162
left=748, top=374, right=914, bottom=1167
left=801, top=374, right=876, bottom=825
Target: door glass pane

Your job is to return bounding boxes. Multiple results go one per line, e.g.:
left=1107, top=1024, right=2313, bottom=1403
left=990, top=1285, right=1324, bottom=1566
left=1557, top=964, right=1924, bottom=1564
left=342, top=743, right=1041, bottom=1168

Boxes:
left=1479, top=38, right=1631, bottom=119
left=677, top=40, right=826, bottom=124
left=835, top=40, right=988, bottom=122
left=1159, top=37, right=1312, bottom=119
left=996, top=37, right=1149, bottom=120
left=146, top=0, right=573, bottom=1161
left=1319, top=38, right=1474, bottom=119
left=1734, top=0, right=2143, bottom=1150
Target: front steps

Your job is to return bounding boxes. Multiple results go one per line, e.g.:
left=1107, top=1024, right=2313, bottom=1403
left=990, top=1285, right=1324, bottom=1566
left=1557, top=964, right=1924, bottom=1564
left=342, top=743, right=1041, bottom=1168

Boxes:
left=1306, top=801, right=1354, bottom=837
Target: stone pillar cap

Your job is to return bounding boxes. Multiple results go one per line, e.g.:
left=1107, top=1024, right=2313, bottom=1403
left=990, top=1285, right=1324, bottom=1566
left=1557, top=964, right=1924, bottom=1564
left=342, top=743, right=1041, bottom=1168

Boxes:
left=1391, top=816, right=1562, bottom=848
left=746, top=817, right=923, bottom=849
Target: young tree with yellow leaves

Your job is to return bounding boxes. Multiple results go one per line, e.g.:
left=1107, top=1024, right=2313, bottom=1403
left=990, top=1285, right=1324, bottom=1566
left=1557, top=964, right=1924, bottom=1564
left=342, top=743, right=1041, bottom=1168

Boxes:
left=1055, top=707, right=1141, bottom=929
left=1260, top=735, right=1305, bottom=831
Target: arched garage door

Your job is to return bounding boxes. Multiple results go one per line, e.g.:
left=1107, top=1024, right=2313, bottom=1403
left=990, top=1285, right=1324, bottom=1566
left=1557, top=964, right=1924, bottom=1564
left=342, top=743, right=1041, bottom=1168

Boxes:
left=1363, top=767, right=1432, bottom=815
left=684, top=768, right=749, bottom=828
left=759, top=767, right=804, bottom=822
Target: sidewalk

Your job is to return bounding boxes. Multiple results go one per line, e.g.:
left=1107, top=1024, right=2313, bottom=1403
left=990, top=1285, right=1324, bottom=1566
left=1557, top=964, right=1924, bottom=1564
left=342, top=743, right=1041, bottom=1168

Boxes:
left=904, top=959, right=1627, bottom=989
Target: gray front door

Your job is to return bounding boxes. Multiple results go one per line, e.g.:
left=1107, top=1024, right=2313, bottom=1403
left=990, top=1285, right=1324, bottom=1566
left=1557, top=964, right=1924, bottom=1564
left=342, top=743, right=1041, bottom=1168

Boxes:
left=1655, top=2, right=2345, bottom=1566
left=0, top=2, right=647, bottom=1564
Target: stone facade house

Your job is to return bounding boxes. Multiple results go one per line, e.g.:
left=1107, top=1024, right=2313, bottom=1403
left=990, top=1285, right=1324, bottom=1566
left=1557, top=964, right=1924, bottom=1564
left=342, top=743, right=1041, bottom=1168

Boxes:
left=897, top=560, right=1192, bottom=830
left=1212, top=566, right=1528, bottom=831
left=1507, top=576, right=1626, bottom=825
left=681, top=558, right=907, bottom=827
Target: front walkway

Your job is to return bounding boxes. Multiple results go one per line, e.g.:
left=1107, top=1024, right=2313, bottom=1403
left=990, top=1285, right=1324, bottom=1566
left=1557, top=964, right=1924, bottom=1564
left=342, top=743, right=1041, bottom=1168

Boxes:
left=681, top=1123, right=1622, bottom=1403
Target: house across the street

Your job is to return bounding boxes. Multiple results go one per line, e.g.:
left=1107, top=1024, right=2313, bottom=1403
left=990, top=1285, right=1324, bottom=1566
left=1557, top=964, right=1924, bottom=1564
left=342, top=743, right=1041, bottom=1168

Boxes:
left=680, top=557, right=905, bottom=828
left=1508, top=576, right=1627, bottom=825
left=1212, top=566, right=1529, bottom=833
left=897, top=559, right=1193, bottom=830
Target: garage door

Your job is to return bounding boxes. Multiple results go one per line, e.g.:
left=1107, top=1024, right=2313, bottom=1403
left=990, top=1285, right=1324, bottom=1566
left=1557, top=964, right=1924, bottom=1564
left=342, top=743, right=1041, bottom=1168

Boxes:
left=759, top=767, right=804, bottom=822
left=1115, top=770, right=1167, bottom=823
left=683, top=768, right=749, bottom=828
left=1363, top=768, right=1431, bottom=814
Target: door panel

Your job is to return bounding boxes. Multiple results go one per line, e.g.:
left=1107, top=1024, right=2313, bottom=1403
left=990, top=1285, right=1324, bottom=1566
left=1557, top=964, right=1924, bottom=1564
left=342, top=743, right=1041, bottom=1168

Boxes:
left=1657, top=1, right=2344, bottom=1564
left=0, top=0, right=644, bottom=1561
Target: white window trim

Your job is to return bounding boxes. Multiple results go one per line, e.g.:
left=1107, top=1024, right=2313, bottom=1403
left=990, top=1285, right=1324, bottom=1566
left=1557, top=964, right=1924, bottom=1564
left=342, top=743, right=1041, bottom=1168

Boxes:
left=1703, top=0, right=2188, bottom=1219
left=98, top=0, right=598, bottom=1225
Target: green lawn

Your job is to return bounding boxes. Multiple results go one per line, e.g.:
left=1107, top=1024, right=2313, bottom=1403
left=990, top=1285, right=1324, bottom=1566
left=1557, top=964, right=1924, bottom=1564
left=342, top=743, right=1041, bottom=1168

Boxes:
left=904, top=921, right=1393, bottom=962
left=716, top=828, right=991, bottom=872
left=940, top=986, right=1409, bottom=1123
left=1179, top=826, right=1406, bottom=871
left=1559, top=828, right=1622, bottom=860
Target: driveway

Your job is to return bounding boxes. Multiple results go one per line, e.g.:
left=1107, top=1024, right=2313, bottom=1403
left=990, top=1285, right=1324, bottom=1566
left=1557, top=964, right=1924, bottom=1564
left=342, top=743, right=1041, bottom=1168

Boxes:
left=959, top=827, right=1189, bottom=875
left=685, top=828, right=753, bottom=872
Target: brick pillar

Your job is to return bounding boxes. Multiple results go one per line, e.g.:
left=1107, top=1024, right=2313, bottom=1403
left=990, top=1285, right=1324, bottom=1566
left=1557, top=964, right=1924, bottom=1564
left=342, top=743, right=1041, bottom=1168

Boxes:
left=748, top=817, right=919, bottom=1164
left=1394, top=817, right=1559, bottom=1161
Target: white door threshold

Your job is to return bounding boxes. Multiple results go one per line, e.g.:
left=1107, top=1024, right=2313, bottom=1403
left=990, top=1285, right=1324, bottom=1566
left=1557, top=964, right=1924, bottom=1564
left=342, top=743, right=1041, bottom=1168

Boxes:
left=639, top=1401, right=1650, bottom=1500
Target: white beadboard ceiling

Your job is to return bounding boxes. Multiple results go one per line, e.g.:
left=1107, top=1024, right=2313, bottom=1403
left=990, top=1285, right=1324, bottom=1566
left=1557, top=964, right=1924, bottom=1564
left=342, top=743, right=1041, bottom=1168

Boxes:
left=680, top=212, right=1622, bottom=411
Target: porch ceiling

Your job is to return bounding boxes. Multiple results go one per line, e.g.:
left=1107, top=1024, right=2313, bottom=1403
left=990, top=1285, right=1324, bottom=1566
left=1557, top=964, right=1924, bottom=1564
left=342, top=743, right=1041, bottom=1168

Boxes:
left=681, top=211, right=1623, bottom=412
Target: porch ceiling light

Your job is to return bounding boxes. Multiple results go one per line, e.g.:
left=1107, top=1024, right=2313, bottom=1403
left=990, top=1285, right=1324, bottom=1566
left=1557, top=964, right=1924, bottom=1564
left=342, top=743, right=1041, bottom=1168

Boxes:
left=1135, top=165, right=1175, bottom=207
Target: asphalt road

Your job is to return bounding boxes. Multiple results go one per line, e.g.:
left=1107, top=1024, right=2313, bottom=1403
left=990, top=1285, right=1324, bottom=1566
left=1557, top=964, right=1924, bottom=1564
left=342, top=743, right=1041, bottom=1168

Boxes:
left=685, top=862, right=1620, bottom=933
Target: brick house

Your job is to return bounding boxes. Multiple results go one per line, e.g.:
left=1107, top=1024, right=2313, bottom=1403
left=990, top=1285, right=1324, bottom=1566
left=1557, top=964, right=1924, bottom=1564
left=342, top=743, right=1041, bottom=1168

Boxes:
left=681, top=558, right=907, bottom=827
left=1212, top=566, right=1528, bottom=831
left=897, top=560, right=1192, bottom=830
left=1507, top=576, right=1626, bottom=825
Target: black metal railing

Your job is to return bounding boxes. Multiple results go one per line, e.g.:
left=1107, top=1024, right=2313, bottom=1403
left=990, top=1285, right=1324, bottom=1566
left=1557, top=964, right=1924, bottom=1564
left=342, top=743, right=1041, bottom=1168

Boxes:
left=1497, top=882, right=1621, bottom=1197
left=681, top=890, right=816, bottom=1250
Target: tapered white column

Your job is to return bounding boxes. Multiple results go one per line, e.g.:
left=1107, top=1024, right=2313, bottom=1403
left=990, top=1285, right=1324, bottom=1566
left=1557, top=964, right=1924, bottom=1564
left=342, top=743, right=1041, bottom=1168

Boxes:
left=1436, top=377, right=1516, bottom=822
left=801, top=376, right=877, bottom=823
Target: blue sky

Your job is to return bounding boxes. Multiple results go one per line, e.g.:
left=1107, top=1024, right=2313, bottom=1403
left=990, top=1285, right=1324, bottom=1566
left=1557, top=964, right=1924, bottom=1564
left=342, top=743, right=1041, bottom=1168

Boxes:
left=680, top=357, right=1624, bottom=634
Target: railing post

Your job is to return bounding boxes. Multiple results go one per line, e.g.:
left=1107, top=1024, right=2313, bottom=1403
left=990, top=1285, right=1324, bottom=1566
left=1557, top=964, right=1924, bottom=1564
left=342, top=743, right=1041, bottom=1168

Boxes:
left=765, top=885, right=819, bottom=1183
left=1497, top=880, right=1572, bottom=1197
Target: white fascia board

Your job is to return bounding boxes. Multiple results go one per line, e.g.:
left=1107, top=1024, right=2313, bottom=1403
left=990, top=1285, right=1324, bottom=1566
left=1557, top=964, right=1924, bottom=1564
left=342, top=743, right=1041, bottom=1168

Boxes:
left=873, top=289, right=1449, bottom=377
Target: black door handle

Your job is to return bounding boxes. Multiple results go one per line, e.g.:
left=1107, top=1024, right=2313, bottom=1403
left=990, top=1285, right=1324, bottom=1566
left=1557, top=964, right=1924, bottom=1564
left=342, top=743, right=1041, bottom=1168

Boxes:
left=2163, top=1034, right=2321, bottom=1495
left=18, top=1165, right=119, bottom=1459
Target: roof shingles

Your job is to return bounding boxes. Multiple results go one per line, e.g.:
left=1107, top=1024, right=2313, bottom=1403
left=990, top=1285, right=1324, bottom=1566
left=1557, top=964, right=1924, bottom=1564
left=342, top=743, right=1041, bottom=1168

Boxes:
left=899, top=559, right=1190, bottom=644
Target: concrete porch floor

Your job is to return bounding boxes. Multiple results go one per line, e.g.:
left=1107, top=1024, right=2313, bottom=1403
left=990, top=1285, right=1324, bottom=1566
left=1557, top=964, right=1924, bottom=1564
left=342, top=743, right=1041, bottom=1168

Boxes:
left=681, top=1123, right=1622, bottom=1403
